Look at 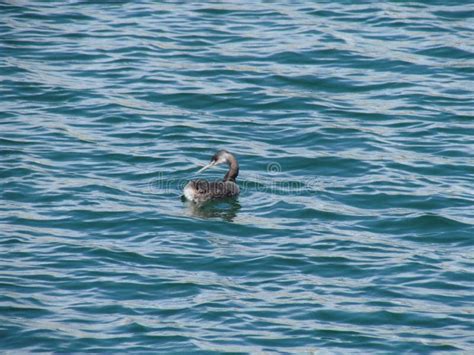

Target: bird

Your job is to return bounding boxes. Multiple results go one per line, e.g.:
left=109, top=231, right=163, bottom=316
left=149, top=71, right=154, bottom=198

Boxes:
left=183, top=150, right=240, bottom=203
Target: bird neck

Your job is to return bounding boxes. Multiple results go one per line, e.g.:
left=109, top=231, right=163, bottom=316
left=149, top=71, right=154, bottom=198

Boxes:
left=223, top=155, right=239, bottom=182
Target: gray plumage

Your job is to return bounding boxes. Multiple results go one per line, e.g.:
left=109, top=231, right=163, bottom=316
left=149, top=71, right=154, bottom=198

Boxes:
left=183, top=150, right=240, bottom=203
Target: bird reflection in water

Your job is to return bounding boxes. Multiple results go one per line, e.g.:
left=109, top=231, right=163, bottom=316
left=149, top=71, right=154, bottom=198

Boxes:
left=184, top=198, right=241, bottom=222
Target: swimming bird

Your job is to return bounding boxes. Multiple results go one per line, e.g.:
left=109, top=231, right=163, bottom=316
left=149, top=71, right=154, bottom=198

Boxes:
left=183, top=150, right=240, bottom=203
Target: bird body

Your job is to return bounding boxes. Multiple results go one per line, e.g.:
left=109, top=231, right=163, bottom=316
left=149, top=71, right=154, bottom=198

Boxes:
left=183, top=150, right=240, bottom=203
left=183, top=180, right=240, bottom=203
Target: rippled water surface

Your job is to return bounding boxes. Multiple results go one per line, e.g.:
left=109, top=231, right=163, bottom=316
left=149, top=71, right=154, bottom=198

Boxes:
left=1, top=1, right=474, bottom=353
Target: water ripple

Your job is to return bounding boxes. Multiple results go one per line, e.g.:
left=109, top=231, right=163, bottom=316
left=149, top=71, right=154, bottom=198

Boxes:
left=1, top=1, right=473, bottom=353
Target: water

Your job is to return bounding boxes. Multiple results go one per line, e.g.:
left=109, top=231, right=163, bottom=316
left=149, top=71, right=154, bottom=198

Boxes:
left=1, top=1, right=473, bottom=352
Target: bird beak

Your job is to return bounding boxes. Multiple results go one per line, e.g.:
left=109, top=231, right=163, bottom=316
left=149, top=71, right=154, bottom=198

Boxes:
left=197, top=161, right=217, bottom=173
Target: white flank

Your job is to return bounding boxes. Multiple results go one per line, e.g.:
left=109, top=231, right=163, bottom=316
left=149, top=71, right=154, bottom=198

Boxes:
left=183, top=183, right=195, bottom=202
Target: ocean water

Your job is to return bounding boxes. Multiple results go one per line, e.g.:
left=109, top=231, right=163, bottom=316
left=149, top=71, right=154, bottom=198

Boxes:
left=1, top=1, right=473, bottom=353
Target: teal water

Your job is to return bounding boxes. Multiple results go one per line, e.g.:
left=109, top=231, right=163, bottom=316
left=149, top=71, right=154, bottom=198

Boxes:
left=1, top=1, right=474, bottom=353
